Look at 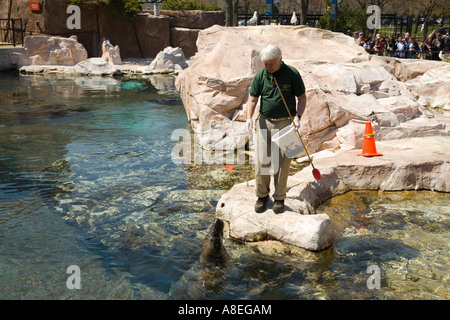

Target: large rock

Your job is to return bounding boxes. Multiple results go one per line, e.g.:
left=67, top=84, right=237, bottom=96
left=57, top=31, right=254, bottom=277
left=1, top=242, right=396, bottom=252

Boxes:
left=148, top=46, right=188, bottom=73
left=216, top=182, right=336, bottom=251
left=175, top=25, right=449, bottom=152
left=73, top=57, right=119, bottom=76
left=101, top=39, right=122, bottom=65
left=405, top=64, right=450, bottom=110
left=10, top=35, right=87, bottom=68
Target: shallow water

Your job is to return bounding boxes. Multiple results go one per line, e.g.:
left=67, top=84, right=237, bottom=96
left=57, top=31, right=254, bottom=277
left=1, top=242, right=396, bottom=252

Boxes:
left=0, top=72, right=448, bottom=299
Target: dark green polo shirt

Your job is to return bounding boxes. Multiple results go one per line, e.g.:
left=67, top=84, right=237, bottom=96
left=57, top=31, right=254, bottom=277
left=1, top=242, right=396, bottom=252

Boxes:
left=249, top=62, right=305, bottom=119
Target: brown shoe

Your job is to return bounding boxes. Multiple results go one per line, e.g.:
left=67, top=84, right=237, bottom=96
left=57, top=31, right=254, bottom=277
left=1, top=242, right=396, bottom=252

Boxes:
left=273, top=200, right=285, bottom=214
left=255, top=196, right=269, bottom=213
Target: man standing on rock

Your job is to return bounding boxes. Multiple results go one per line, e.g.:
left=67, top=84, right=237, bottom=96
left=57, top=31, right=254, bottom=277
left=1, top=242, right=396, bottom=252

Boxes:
left=246, top=44, right=306, bottom=214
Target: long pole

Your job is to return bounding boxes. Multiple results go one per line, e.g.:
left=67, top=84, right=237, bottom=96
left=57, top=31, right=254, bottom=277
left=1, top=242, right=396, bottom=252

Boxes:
left=273, top=77, right=321, bottom=181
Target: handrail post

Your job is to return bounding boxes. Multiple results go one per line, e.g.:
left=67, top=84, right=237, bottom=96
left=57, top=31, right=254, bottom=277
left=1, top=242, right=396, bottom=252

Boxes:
left=20, top=18, right=24, bottom=45
left=12, top=18, right=16, bottom=47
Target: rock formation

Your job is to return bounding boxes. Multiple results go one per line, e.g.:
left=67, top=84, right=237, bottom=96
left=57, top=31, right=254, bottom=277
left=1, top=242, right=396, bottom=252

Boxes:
left=174, top=25, right=449, bottom=251
left=9, top=35, right=87, bottom=68
left=73, top=57, right=120, bottom=76
left=175, top=25, right=449, bottom=152
left=148, top=46, right=189, bottom=73
left=101, top=39, right=122, bottom=65
left=13, top=35, right=189, bottom=76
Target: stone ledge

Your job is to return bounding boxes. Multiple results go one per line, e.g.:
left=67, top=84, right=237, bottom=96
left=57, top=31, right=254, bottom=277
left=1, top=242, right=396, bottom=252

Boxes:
left=216, top=136, right=450, bottom=251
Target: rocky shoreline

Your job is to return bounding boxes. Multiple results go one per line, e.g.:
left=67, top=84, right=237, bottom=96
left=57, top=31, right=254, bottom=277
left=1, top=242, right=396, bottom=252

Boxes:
left=9, top=35, right=190, bottom=76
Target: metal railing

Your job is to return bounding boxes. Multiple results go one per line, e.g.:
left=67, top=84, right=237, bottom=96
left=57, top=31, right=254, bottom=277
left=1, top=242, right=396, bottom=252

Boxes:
left=237, top=13, right=323, bottom=27
left=0, top=18, right=24, bottom=47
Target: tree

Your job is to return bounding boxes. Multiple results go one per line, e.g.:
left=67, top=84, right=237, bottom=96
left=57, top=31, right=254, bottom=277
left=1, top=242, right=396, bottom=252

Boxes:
left=299, top=0, right=309, bottom=25
left=407, top=0, right=445, bottom=41
left=225, top=0, right=234, bottom=25
left=317, top=0, right=368, bottom=34
left=70, top=0, right=141, bottom=15
left=162, top=0, right=221, bottom=10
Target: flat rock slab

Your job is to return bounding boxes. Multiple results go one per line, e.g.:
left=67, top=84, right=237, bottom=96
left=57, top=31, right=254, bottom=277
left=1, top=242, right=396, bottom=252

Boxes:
left=216, top=182, right=336, bottom=251
left=216, top=136, right=449, bottom=251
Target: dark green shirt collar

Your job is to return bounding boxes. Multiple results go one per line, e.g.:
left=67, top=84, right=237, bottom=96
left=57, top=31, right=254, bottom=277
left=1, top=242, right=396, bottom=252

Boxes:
left=263, top=61, right=286, bottom=79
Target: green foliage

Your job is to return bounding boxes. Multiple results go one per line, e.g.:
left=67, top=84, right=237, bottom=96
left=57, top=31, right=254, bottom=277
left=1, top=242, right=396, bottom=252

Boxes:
left=162, top=0, right=221, bottom=11
left=69, top=0, right=141, bottom=15
left=106, top=0, right=141, bottom=15
left=317, top=0, right=368, bottom=34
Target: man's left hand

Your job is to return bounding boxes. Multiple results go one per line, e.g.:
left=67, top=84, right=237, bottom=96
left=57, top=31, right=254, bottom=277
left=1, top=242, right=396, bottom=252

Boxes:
left=291, top=115, right=300, bottom=129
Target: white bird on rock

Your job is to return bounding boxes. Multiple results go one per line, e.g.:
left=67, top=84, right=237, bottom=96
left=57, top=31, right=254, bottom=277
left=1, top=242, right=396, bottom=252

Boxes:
left=439, top=50, right=449, bottom=62
left=291, top=12, right=297, bottom=25
left=248, top=11, right=258, bottom=25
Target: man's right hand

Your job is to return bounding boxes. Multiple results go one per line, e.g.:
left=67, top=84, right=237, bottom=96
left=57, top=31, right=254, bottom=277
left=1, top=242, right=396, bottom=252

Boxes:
left=246, top=119, right=253, bottom=130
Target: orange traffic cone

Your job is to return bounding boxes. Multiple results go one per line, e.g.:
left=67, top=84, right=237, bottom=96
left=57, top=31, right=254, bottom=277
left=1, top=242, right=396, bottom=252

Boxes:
left=357, top=122, right=383, bottom=157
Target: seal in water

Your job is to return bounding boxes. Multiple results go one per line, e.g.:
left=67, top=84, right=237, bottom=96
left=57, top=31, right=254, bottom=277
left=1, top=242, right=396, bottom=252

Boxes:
left=199, top=218, right=230, bottom=268
left=169, top=218, right=230, bottom=299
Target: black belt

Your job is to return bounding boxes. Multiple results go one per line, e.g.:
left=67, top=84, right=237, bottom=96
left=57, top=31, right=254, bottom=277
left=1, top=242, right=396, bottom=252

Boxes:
left=263, top=116, right=291, bottom=122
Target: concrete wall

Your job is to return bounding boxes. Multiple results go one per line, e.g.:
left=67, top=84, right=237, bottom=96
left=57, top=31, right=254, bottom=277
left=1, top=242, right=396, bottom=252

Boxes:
left=1, top=0, right=225, bottom=59
left=0, top=47, right=24, bottom=71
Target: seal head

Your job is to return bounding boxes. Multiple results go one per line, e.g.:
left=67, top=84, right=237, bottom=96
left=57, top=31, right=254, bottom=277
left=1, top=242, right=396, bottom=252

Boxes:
left=199, top=218, right=230, bottom=267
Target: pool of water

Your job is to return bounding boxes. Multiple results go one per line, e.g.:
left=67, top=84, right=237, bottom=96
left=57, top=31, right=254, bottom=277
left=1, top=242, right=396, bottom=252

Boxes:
left=0, top=72, right=448, bottom=300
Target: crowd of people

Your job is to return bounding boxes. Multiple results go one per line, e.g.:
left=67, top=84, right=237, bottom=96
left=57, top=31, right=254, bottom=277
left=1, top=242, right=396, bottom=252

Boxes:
left=353, top=28, right=450, bottom=60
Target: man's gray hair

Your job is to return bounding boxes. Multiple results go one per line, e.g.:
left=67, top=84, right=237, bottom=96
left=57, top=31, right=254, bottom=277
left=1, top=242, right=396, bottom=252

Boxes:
left=260, top=44, right=282, bottom=62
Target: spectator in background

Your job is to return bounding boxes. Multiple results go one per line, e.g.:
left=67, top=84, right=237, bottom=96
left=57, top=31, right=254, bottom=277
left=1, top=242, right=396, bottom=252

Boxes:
left=374, top=37, right=385, bottom=56
left=386, top=36, right=395, bottom=57
left=404, top=32, right=411, bottom=46
left=395, top=36, right=406, bottom=58
left=353, top=32, right=360, bottom=45
left=444, top=29, right=450, bottom=52
left=363, top=38, right=372, bottom=52
left=409, top=36, right=420, bottom=59
left=358, top=32, right=365, bottom=46
left=428, top=30, right=437, bottom=42
left=368, top=37, right=375, bottom=53
left=431, top=31, right=443, bottom=60
left=403, top=32, right=411, bottom=57
left=419, top=39, right=432, bottom=59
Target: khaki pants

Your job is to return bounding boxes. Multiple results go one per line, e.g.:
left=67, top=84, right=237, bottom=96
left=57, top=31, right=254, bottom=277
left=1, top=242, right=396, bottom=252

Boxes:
left=255, top=115, right=292, bottom=201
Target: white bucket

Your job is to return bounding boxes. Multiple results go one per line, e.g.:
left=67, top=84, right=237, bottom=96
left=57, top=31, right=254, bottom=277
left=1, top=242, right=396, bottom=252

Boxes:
left=272, top=125, right=305, bottom=159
